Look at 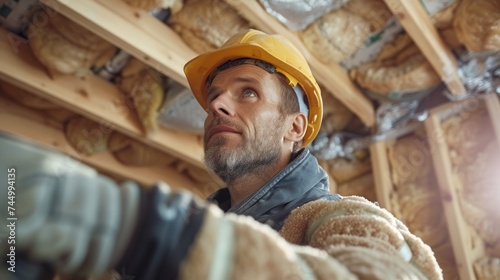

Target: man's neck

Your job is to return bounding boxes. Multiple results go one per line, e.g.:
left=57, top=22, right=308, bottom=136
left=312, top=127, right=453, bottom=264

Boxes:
left=226, top=153, right=294, bottom=206
left=226, top=170, right=274, bottom=206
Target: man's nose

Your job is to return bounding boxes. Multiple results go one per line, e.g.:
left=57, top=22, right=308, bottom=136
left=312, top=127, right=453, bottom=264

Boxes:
left=208, top=92, right=234, bottom=117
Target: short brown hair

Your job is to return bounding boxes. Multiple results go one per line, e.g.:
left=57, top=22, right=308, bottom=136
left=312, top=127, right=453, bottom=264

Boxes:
left=275, top=73, right=306, bottom=152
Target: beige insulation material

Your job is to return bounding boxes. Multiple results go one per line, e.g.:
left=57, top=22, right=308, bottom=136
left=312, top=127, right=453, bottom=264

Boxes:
left=65, top=116, right=176, bottom=167
left=431, top=1, right=461, bottom=49
left=474, top=257, right=500, bottom=280
left=442, top=102, right=496, bottom=166
left=0, top=81, right=77, bottom=124
left=117, top=58, right=166, bottom=136
left=388, top=134, right=435, bottom=188
left=387, top=133, right=458, bottom=277
left=168, top=0, right=252, bottom=53
left=325, top=157, right=372, bottom=184
left=29, top=11, right=116, bottom=77
left=108, top=133, right=177, bottom=167
left=337, top=172, right=376, bottom=202
left=65, top=116, right=113, bottom=156
left=180, top=205, right=357, bottom=280
left=181, top=199, right=438, bottom=279
left=441, top=101, right=500, bottom=278
left=351, top=33, right=441, bottom=96
left=454, top=0, right=500, bottom=52
left=280, top=197, right=442, bottom=279
left=320, top=86, right=354, bottom=134
left=299, top=0, right=391, bottom=64
left=455, top=141, right=500, bottom=249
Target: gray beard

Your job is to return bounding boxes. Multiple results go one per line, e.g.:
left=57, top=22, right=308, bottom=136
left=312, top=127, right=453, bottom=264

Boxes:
left=204, top=136, right=281, bottom=183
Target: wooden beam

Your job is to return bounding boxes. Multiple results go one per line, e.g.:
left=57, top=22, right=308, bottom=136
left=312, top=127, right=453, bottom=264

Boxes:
left=0, top=29, right=205, bottom=169
left=424, top=113, right=478, bottom=280
left=484, top=94, right=500, bottom=152
left=0, top=97, right=202, bottom=194
left=224, top=0, right=376, bottom=127
left=40, top=0, right=197, bottom=88
left=369, top=142, right=393, bottom=210
left=384, top=0, right=466, bottom=98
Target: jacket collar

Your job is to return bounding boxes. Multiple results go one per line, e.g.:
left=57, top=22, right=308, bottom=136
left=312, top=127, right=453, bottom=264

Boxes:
left=207, top=148, right=331, bottom=220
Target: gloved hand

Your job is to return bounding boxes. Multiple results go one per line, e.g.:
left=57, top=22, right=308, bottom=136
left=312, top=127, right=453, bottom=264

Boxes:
left=0, top=134, right=140, bottom=279
left=0, top=133, right=207, bottom=280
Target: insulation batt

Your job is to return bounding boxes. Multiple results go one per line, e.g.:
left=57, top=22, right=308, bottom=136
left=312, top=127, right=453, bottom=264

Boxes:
left=28, top=11, right=116, bottom=77
left=351, top=33, right=441, bottom=96
left=454, top=0, right=500, bottom=52
left=65, top=116, right=114, bottom=156
left=64, top=115, right=177, bottom=167
left=168, top=0, right=252, bottom=53
left=299, top=0, right=392, bottom=64
left=107, top=133, right=177, bottom=167
left=388, top=133, right=457, bottom=279
left=117, top=58, right=166, bottom=136
left=326, top=156, right=372, bottom=184
left=0, top=81, right=76, bottom=126
left=179, top=196, right=442, bottom=279
left=442, top=102, right=500, bottom=279
left=320, top=86, right=354, bottom=134
left=337, top=172, right=376, bottom=202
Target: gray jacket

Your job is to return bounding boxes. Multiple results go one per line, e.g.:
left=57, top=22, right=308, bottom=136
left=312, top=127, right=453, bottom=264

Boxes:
left=206, top=149, right=341, bottom=231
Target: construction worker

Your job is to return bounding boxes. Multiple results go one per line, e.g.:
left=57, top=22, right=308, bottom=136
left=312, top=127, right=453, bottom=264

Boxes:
left=0, top=29, right=442, bottom=279
left=184, top=29, right=340, bottom=230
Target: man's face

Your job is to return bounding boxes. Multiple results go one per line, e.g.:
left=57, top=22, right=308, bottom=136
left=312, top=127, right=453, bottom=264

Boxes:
left=203, top=64, right=287, bottom=183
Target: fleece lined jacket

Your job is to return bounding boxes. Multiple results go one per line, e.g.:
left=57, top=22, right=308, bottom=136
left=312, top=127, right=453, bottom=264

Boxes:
left=206, top=148, right=341, bottom=231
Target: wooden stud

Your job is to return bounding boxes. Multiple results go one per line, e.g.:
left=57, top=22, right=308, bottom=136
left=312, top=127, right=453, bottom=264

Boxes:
left=369, top=142, right=393, bottom=210
left=484, top=94, right=500, bottom=152
left=424, top=112, right=478, bottom=280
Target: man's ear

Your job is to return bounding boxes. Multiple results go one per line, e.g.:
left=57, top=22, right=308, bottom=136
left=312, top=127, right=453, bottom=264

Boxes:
left=284, top=113, right=307, bottom=142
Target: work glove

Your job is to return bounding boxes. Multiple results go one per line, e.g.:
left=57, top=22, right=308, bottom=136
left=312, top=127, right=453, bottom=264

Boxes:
left=0, top=134, right=140, bottom=279
left=0, top=133, right=206, bottom=280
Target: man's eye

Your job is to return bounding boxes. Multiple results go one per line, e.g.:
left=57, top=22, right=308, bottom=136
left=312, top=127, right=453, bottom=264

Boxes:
left=242, top=89, right=256, bottom=98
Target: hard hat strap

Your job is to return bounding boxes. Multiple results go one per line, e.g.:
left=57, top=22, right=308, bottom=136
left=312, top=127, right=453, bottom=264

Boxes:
left=293, top=83, right=309, bottom=119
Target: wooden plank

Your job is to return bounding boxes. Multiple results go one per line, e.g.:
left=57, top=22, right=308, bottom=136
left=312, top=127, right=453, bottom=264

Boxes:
left=40, top=0, right=197, bottom=88
left=224, top=0, right=375, bottom=127
left=369, top=142, right=393, bottom=210
left=0, top=29, right=205, bottom=169
left=0, top=98, right=201, bottom=194
left=384, top=0, right=466, bottom=98
left=424, top=114, right=477, bottom=280
left=484, top=94, right=500, bottom=152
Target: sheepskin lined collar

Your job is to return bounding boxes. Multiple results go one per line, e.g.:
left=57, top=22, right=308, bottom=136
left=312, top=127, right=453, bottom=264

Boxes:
left=206, top=148, right=341, bottom=231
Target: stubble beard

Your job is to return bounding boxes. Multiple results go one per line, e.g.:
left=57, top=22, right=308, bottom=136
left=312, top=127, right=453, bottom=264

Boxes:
left=203, top=127, right=282, bottom=184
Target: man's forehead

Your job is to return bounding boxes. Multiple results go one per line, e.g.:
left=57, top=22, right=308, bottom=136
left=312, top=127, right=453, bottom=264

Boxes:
left=209, top=64, right=278, bottom=86
left=206, top=65, right=282, bottom=99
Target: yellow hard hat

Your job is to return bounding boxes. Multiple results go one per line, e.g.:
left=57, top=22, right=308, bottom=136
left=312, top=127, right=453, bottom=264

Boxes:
left=184, top=29, right=322, bottom=147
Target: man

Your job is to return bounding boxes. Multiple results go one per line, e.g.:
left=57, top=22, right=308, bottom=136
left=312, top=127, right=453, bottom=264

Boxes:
left=0, top=29, right=442, bottom=279
left=184, top=29, right=340, bottom=230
